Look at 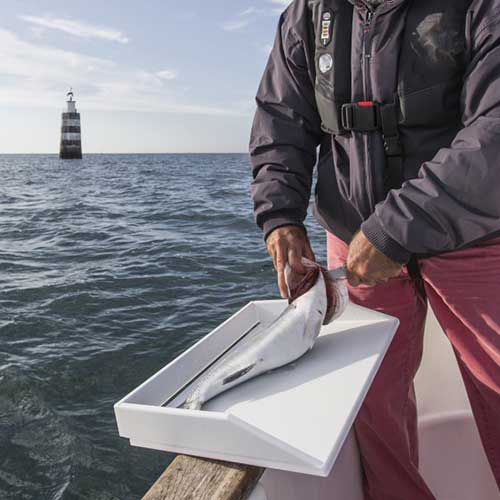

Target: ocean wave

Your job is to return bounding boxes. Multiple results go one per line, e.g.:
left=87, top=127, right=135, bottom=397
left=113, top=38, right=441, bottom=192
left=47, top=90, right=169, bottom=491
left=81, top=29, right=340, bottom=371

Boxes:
left=0, top=153, right=326, bottom=499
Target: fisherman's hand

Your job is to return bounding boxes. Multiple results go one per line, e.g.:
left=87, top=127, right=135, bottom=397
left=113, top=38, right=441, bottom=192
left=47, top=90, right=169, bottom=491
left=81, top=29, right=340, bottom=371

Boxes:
left=266, top=225, right=315, bottom=298
left=346, top=230, right=402, bottom=287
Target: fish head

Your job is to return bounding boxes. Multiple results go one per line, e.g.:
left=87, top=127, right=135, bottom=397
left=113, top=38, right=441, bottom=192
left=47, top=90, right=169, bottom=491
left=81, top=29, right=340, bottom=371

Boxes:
left=285, top=258, right=343, bottom=326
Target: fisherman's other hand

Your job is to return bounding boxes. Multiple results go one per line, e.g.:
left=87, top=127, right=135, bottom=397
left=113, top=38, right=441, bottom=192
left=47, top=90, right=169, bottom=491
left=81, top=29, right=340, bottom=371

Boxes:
left=346, top=230, right=402, bottom=287
left=266, top=225, right=315, bottom=298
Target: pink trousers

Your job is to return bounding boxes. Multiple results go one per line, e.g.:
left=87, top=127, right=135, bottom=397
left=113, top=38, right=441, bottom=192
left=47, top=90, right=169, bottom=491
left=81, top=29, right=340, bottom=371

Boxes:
left=327, top=233, right=500, bottom=500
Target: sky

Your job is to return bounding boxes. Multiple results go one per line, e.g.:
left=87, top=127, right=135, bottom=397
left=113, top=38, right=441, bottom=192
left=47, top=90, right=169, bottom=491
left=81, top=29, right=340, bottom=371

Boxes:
left=0, top=0, right=291, bottom=153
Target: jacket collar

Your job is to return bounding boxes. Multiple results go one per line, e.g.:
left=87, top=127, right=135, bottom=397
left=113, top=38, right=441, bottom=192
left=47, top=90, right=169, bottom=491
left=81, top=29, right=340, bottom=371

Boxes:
left=349, top=0, right=407, bottom=10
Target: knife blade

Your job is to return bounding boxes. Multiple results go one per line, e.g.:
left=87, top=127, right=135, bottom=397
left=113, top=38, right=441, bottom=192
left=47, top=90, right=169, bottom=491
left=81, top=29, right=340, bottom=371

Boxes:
left=326, top=264, right=347, bottom=281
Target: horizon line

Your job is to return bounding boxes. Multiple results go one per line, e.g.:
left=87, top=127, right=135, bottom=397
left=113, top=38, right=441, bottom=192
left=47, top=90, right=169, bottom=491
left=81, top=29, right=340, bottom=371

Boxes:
left=0, top=151, right=250, bottom=155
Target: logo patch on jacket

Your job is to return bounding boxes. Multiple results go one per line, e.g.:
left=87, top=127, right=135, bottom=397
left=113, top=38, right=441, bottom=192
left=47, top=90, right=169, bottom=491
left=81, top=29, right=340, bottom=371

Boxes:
left=320, top=10, right=333, bottom=46
left=319, top=54, right=333, bottom=73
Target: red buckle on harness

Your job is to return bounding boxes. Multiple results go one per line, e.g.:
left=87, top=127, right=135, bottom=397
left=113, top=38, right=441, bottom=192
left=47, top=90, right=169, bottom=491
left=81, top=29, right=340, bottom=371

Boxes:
left=341, top=101, right=379, bottom=131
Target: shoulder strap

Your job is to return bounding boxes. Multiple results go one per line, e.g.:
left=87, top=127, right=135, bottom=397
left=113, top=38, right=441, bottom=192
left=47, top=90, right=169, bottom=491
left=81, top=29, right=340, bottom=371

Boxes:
left=311, top=0, right=353, bottom=134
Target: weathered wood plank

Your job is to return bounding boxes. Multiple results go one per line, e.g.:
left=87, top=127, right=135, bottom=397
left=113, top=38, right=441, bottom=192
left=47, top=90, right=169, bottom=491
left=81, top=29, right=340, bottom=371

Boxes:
left=142, top=455, right=265, bottom=500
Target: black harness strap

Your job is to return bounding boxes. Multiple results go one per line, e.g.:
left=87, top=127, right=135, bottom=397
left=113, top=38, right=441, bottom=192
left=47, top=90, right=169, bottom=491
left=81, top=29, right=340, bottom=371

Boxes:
left=379, top=101, right=404, bottom=191
left=312, top=0, right=411, bottom=192
left=313, top=1, right=353, bottom=135
left=339, top=99, right=404, bottom=190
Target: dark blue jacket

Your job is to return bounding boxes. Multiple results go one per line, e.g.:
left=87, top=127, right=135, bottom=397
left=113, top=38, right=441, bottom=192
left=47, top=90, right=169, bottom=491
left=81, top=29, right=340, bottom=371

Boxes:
left=249, top=0, right=500, bottom=263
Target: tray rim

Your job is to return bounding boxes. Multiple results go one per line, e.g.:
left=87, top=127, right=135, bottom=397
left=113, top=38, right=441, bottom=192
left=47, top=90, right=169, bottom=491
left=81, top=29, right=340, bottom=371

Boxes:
left=113, top=300, right=399, bottom=476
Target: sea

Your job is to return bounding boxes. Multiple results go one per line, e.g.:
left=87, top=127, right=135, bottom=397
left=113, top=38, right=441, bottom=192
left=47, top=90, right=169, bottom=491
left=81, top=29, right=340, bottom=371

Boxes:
left=0, top=154, right=328, bottom=500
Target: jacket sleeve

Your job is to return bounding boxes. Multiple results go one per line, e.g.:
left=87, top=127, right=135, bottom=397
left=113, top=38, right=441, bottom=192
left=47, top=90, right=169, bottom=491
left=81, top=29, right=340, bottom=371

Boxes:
left=361, top=8, right=500, bottom=264
left=249, top=0, right=323, bottom=240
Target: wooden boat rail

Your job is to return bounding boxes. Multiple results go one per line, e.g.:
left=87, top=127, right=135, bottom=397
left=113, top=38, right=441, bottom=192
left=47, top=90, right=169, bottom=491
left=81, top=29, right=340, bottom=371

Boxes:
left=142, top=454, right=264, bottom=500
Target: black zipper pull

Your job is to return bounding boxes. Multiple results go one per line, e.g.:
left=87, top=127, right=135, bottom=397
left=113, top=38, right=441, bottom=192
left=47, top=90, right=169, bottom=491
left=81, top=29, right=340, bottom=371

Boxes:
left=365, top=10, right=374, bottom=27
left=363, top=10, right=374, bottom=34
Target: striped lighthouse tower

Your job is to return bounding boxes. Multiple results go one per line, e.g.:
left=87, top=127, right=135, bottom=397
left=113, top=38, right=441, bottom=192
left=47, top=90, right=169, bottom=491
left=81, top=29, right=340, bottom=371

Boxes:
left=59, top=89, right=82, bottom=159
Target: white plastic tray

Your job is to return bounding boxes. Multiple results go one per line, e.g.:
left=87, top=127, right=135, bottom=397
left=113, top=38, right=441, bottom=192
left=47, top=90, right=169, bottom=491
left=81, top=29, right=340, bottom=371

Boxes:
left=114, top=300, right=398, bottom=476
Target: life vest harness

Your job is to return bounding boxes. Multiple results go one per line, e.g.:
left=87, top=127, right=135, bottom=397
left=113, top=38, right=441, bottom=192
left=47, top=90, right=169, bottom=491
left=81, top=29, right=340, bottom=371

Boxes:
left=341, top=99, right=404, bottom=191
left=310, top=0, right=472, bottom=192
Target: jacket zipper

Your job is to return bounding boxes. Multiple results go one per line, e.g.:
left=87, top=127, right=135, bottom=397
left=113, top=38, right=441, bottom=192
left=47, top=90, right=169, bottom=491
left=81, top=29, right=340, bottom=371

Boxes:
left=362, top=9, right=374, bottom=100
left=361, top=8, right=376, bottom=209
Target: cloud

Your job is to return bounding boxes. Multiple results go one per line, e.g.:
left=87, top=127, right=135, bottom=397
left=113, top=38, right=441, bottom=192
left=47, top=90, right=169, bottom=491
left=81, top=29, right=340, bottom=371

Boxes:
left=239, top=6, right=270, bottom=16
left=20, top=15, right=129, bottom=44
left=156, top=69, right=178, bottom=80
left=268, top=0, right=291, bottom=12
left=222, top=4, right=276, bottom=32
left=221, top=19, right=250, bottom=32
left=0, top=29, right=244, bottom=116
left=240, top=7, right=257, bottom=16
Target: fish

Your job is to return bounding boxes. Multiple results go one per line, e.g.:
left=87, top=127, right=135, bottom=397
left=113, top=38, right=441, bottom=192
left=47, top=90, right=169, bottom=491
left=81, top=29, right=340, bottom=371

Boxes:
left=181, top=259, right=348, bottom=410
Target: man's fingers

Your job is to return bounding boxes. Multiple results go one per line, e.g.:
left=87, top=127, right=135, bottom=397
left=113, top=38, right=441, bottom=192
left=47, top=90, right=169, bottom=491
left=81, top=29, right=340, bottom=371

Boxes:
left=275, top=242, right=287, bottom=271
left=277, top=267, right=288, bottom=298
left=347, top=265, right=376, bottom=287
left=275, top=244, right=289, bottom=298
left=346, top=268, right=361, bottom=287
left=268, top=246, right=277, bottom=270
left=303, top=244, right=316, bottom=262
left=348, top=274, right=376, bottom=287
left=288, top=247, right=305, bottom=274
left=347, top=267, right=390, bottom=287
left=368, top=269, right=400, bottom=284
left=265, top=225, right=317, bottom=298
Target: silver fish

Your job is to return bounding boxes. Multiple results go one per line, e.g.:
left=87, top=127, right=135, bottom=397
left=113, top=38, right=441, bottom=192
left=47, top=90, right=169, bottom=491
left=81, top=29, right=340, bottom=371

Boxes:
left=182, top=261, right=348, bottom=410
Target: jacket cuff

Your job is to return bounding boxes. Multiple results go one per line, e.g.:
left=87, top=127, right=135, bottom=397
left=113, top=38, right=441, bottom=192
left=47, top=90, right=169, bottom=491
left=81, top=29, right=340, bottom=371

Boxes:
left=361, top=216, right=412, bottom=264
left=262, top=217, right=306, bottom=241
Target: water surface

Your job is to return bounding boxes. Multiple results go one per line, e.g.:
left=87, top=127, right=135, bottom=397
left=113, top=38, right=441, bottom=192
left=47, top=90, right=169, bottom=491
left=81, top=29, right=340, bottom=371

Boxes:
left=0, top=153, right=327, bottom=499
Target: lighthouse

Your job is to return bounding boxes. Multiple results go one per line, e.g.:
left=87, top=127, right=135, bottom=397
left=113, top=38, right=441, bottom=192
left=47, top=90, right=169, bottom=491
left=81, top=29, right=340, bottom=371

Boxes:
left=59, top=89, right=82, bottom=159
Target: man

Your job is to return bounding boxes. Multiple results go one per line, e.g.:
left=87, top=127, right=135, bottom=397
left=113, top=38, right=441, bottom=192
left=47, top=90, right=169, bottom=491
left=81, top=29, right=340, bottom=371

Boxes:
left=249, top=0, right=500, bottom=498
